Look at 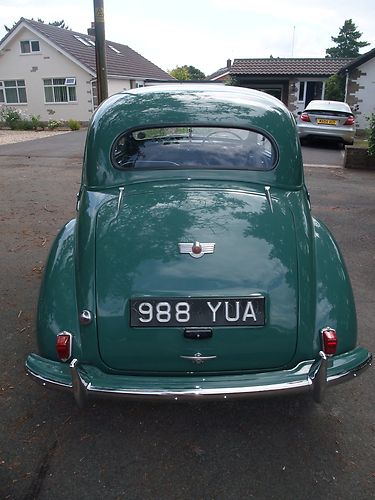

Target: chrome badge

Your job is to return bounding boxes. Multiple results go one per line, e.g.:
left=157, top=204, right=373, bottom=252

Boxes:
left=178, top=241, right=215, bottom=259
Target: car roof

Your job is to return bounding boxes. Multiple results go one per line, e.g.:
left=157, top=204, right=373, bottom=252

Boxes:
left=304, top=100, right=352, bottom=113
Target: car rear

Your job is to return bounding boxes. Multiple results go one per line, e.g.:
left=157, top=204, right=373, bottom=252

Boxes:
left=297, top=100, right=355, bottom=145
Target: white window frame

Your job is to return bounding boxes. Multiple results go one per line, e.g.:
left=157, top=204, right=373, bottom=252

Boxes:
left=297, top=79, right=326, bottom=103
left=20, top=40, right=40, bottom=54
left=0, top=79, right=27, bottom=104
left=109, top=45, right=121, bottom=54
left=74, top=35, right=91, bottom=47
left=43, top=77, right=77, bottom=104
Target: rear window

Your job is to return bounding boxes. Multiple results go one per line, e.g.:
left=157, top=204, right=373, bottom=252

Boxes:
left=112, top=127, right=277, bottom=171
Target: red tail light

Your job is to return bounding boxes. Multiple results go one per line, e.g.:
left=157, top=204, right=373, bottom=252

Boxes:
left=322, top=327, right=337, bottom=356
left=56, top=332, right=72, bottom=362
left=300, top=112, right=310, bottom=122
left=344, top=115, right=355, bottom=125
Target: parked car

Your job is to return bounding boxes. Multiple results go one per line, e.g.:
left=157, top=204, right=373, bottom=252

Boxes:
left=297, top=100, right=356, bottom=145
left=26, top=84, right=371, bottom=407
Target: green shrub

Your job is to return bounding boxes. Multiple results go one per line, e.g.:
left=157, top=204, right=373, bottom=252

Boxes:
left=15, top=119, right=34, bottom=130
left=324, top=74, right=346, bottom=101
left=366, top=113, right=375, bottom=157
left=0, top=107, right=22, bottom=129
left=67, top=119, right=81, bottom=131
left=30, top=115, right=43, bottom=130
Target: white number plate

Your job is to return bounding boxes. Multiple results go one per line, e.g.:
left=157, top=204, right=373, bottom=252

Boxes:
left=130, top=297, right=265, bottom=327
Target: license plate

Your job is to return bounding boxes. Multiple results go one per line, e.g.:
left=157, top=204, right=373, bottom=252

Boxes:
left=316, top=118, right=337, bottom=125
left=130, top=297, right=265, bottom=327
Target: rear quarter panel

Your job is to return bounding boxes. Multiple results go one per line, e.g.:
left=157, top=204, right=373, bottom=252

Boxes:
left=312, top=217, right=357, bottom=353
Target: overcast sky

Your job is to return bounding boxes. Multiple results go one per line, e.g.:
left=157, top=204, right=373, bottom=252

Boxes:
left=1, top=0, right=373, bottom=76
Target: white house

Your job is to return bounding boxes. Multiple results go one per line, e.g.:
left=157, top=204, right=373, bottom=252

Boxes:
left=0, top=18, right=173, bottom=122
left=342, top=48, right=375, bottom=130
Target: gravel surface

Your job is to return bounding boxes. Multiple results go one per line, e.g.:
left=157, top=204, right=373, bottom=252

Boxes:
left=0, top=129, right=71, bottom=145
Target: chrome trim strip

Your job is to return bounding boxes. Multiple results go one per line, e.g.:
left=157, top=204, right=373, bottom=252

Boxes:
left=116, top=186, right=124, bottom=216
left=180, top=353, right=217, bottom=364
left=264, top=185, right=273, bottom=212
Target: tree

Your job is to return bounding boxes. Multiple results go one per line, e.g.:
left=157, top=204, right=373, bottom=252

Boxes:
left=324, top=74, right=346, bottom=101
left=326, top=19, right=369, bottom=58
left=169, top=65, right=206, bottom=80
left=48, top=20, right=70, bottom=29
left=5, top=18, right=70, bottom=32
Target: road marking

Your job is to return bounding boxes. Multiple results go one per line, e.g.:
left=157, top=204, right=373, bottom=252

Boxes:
left=304, top=164, right=342, bottom=169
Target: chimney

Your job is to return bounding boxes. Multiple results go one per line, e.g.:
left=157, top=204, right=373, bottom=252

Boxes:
left=87, top=22, right=95, bottom=37
left=227, top=59, right=232, bottom=69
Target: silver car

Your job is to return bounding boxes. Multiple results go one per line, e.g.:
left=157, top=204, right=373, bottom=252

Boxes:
left=297, top=100, right=355, bottom=145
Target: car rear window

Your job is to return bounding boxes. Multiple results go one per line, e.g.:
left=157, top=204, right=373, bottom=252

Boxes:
left=112, top=127, right=277, bottom=171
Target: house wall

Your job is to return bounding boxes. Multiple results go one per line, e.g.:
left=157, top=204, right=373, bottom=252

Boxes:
left=0, top=27, right=94, bottom=121
left=108, top=79, right=132, bottom=95
left=211, top=74, right=230, bottom=83
left=346, top=59, right=375, bottom=130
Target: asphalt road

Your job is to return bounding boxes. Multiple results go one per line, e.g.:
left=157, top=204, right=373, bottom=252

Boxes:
left=0, top=133, right=374, bottom=499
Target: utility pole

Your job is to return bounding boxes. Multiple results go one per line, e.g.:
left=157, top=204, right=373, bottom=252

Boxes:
left=93, top=0, right=108, bottom=104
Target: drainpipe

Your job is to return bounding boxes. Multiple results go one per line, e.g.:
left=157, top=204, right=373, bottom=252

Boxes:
left=344, top=69, right=349, bottom=102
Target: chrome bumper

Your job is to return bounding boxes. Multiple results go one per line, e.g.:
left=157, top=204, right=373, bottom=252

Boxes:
left=26, top=349, right=372, bottom=408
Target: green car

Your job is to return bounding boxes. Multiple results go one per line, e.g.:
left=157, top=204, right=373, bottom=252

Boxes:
left=26, top=84, right=372, bottom=407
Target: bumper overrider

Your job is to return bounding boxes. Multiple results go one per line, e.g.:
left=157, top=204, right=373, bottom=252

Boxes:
left=25, top=347, right=372, bottom=408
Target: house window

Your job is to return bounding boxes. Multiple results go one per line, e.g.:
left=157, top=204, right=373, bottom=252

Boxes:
left=0, top=80, right=27, bottom=103
left=298, top=80, right=324, bottom=106
left=91, top=80, right=98, bottom=108
left=20, top=40, right=40, bottom=53
left=43, top=78, right=77, bottom=103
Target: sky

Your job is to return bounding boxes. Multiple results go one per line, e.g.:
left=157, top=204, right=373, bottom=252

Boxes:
left=1, top=0, right=374, bottom=76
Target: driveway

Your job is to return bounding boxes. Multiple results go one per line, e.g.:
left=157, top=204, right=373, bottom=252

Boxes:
left=0, top=132, right=373, bottom=499
left=0, top=130, right=345, bottom=167
left=302, top=141, right=345, bottom=168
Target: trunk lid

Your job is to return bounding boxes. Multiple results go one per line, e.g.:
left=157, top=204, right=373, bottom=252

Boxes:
left=95, top=183, right=299, bottom=373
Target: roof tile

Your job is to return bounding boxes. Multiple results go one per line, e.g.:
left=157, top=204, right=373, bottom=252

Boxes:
left=9, top=19, right=173, bottom=80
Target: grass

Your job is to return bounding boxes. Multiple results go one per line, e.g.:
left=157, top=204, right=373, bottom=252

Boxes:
left=353, top=138, right=368, bottom=148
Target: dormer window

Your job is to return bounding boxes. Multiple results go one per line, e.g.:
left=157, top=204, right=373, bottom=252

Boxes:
left=20, top=40, right=40, bottom=53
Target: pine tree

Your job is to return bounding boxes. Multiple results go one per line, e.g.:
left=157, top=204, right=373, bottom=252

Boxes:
left=326, top=19, right=369, bottom=58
